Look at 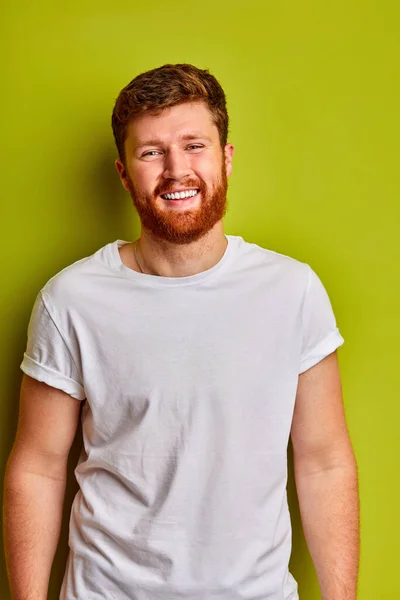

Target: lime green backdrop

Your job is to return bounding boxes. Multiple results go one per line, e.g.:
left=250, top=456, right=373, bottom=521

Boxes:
left=2, top=1, right=399, bottom=598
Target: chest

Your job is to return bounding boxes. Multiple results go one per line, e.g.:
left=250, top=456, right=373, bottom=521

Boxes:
left=75, top=283, right=302, bottom=451
left=82, top=285, right=298, bottom=384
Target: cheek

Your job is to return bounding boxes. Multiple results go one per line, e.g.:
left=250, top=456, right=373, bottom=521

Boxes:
left=191, top=159, right=216, bottom=182
left=130, top=166, right=156, bottom=191
left=195, top=152, right=223, bottom=177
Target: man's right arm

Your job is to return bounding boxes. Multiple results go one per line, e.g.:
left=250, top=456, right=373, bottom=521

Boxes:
left=3, top=374, right=82, bottom=600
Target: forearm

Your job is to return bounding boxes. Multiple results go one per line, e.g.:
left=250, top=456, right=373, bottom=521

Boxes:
left=294, top=461, right=360, bottom=600
left=3, top=453, right=67, bottom=600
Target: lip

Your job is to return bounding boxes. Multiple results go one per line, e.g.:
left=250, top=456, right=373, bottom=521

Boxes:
left=160, top=190, right=201, bottom=208
left=159, top=187, right=200, bottom=197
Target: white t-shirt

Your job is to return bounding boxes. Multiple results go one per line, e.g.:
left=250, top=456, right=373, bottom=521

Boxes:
left=20, top=234, right=344, bottom=600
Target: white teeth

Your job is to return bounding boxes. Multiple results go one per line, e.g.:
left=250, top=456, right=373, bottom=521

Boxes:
left=162, top=190, right=198, bottom=200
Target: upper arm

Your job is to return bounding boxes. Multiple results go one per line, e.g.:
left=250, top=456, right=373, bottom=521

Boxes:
left=7, top=374, right=82, bottom=479
left=290, top=351, right=355, bottom=474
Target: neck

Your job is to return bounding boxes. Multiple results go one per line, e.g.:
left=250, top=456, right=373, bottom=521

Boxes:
left=133, top=222, right=227, bottom=278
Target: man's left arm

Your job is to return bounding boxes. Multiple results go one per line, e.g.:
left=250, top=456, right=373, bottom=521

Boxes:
left=290, top=350, right=360, bottom=600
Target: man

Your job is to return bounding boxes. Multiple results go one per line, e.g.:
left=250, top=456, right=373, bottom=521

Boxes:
left=4, top=63, right=359, bottom=600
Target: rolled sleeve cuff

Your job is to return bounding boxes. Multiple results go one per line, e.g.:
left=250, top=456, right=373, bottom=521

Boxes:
left=20, top=353, right=86, bottom=401
left=299, top=328, right=344, bottom=374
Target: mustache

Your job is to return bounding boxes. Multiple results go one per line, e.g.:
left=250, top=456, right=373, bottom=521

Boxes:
left=155, top=179, right=204, bottom=196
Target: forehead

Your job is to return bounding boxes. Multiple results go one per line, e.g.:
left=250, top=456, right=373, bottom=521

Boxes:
left=126, top=101, right=219, bottom=147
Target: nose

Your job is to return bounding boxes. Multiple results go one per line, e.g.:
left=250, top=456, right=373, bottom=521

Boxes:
left=162, top=146, right=192, bottom=181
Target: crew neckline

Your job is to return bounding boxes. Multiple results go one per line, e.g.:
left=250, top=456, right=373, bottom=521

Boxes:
left=107, top=234, right=240, bottom=288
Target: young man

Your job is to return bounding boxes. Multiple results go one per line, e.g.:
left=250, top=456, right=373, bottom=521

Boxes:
left=4, top=64, right=359, bottom=600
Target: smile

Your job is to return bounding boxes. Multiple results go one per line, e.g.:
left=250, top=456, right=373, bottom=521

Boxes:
left=161, top=189, right=199, bottom=200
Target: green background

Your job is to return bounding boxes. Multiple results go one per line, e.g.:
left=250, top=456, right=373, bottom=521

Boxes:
left=1, top=1, right=399, bottom=598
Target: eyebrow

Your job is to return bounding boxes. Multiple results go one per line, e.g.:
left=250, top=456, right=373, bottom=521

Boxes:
left=135, top=132, right=213, bottom=150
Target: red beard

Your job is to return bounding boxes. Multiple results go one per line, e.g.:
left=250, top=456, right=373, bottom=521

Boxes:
left=126, top=163, right=228, bottom=245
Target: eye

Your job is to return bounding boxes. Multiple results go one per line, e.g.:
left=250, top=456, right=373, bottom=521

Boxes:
left=187, top=144, right=203, bottom=151
left=142, top=150, right=162, bottom=158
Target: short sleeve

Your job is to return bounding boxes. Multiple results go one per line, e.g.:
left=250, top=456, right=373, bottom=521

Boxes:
left=20, top=290, right=86, bottom=400
left=299, top=265, right=344, bottom=374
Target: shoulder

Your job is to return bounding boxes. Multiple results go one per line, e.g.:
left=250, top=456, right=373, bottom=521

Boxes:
left=232, top=235, right=310, bottom=289
left=40, top=241, right=114, bottom=312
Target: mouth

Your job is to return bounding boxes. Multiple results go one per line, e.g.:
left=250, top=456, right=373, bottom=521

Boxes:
left=160, top=188, right=200, bottom=201
left=159, top=188, right=201, bottom=208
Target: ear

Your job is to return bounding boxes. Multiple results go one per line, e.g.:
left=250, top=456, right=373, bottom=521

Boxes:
left=224, top=143, right=235, bottom=178
left=115, top=158, right=131, bottom=192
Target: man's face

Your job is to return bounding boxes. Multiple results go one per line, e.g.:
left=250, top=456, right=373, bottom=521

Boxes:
left=115, top=101, right=234, bottom=244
